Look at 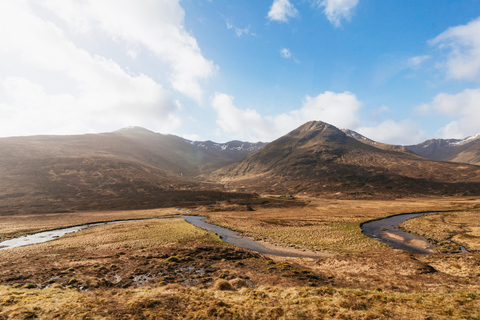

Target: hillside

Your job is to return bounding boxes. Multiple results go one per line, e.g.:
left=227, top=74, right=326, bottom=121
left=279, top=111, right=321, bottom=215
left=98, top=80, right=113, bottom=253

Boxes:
left=0, top=128, right=263, bottom=214
left=210, top=121, right=480, bottom=198
left=342, top=129, right=415, bottom=155
left=405, top=134, right=480, bottom=165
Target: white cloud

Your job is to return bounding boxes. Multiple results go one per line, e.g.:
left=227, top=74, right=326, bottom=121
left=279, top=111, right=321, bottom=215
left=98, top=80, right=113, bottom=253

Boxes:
left=212, top=91, right=361, bottom=141
left=0, top=1, right=181, bottom=137
left=280, top=48, right=292, bottom=59
left=408, top=55, right=430, bottom=69
left=268, top=0, right=299, bottom=23
left=226, top=22, right=256, bottom=37
left=430, top=17, right=480, bottom=81
left=316, top=0, right=359, bottom=27
left=212, top=91, right=427, bottom=145
left=356, top=119, right=426, bottom=145
left=38, top=0, right=216, bottom=102
left=416, top=88, right=480, bottom=139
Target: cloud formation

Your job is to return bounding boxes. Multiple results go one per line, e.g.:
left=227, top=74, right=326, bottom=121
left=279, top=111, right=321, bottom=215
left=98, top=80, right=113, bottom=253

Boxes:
left=416, top=88, right=480, bottom=139
left=212, top=91, right=361, bottom=141
left=430, top=17, right=480, bottom=81
left=0, top=1, right=216, bottom=137
left=268, top=0, right=299, bottom=23
left=212, top=91, right=426, bottom=145
left=315, top=0, right=359, bottom=27
left=280, top=48, right=292, bottom=59
left=408, top=55, right=430, bottom=69
left=38, top=0, right=216, bottom=102
left=227, top=22, right=256, bottom=37
left=357, top=120, right=426, bottom=145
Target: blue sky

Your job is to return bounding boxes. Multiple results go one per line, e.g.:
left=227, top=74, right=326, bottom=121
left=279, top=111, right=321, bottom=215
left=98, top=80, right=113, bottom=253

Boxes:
left=1, top=1, right=480, bottom=145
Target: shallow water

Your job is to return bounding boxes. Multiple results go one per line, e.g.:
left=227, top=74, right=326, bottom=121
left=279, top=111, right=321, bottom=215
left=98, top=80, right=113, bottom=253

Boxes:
left=183, top=216, right=321, bottom=258
left=361, top=212, right=437, bottom=254
left=0, top=215, right=320, bottom=258
left=0, top=218, right=161, bottom=251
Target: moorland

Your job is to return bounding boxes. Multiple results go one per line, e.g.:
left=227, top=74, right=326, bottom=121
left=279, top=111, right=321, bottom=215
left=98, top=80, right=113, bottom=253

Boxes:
left=0, top=121, right=480, bottom=319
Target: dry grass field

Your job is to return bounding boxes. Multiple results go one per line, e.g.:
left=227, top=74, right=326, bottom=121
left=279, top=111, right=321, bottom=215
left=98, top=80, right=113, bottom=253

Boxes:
left=0, top=198, right=480, bottom=319
left=401, top=210, right=480, bottom=253
left=200, top=197, right=479, bottom=253
left=0, top=208, right=179, bottom=241
left=1, top=283, right=479, bottom=319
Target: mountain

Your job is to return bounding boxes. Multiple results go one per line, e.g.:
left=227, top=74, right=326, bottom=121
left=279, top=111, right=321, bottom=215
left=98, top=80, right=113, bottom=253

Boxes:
left=405, top=134, right=480, bottom=165
left=0, top=128, right=262, bottom=214
left=210, top=121, right=480, bottom=198
left=342, top=129, right=415, bottom=155
left=3, top=122, right=480, bottom=215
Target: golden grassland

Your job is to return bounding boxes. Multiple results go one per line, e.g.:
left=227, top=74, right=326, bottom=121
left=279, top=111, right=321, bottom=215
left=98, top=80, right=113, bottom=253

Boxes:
left=0, top=207, right=179, bottom=241
left=401, top=209, right=480, bottom=253
left=0, top=218, right=223, bottom=260
left=200, top=197, right=480, bottom=253
left=1, top=198, right=480, bottom=319
left=0, top=214, right=479, bottom=319
left=1, top=284, right=479, bottom=319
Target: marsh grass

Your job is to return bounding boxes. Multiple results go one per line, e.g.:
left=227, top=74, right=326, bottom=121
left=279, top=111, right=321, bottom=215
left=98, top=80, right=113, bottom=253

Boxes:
left=0, top=218, right=223, bottom=260
left=0, top=285, right=479, bottom=319
left=203, top=198, right=476, bottom=253
left=401, top=210, right=480, bottom=252
left=0, top=208, right=178, bottom=241
left=0, top=200, right=480, bottom=318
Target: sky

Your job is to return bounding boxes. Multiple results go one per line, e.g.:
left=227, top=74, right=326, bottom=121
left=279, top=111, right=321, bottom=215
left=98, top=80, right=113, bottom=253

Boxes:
left=1, top=1, right=480, bottom=145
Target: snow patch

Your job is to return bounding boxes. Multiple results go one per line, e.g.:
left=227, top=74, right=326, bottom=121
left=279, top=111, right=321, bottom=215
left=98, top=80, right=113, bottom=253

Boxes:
left=448, top=133, right=480, bottom=146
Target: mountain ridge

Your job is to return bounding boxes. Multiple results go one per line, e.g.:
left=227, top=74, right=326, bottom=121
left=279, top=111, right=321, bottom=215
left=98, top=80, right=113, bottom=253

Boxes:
left=209, top=121, right=480, bottom=198
left=405, top=134, right=480, bottom=165
left=2, top=122, right=480, bottom=215
left=0, top=128, right=264, bottom=214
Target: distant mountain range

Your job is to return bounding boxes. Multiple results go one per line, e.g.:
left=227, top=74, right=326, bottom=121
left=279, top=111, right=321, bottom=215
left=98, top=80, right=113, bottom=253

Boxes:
left=404, top=135, right=480, bottom=165
left=1, top=122, right=480, bottom=214
left=211, top=121, right=480, bottom=198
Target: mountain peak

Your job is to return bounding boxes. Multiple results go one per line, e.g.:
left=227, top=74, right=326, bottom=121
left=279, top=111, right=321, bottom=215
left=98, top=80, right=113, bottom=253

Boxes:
left=116, top=126, right=156, bottom=135
left=284, top=120, right=347, bottom=146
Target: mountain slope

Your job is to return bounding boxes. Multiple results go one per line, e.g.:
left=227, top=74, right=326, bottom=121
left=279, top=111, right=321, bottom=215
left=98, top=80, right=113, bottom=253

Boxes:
left=0, top=128, right=262, bottom=214
left=210, top=121, right=480, bottom=198
left=405, top=134, right=480, bottom=165
left=342, top=129, right=415, bottom=155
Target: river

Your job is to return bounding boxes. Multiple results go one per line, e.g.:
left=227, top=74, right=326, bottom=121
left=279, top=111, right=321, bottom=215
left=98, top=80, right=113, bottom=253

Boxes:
left=1, top=212, right=467, bottom=256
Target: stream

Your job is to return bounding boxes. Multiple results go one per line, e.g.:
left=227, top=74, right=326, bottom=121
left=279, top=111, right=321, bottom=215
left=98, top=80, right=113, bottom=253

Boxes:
left=361, top=212, right=436, bottom=254
left=0, top=218, right=163, bottom=251
left=1, top=212, right=468, bottom=256
left=0, top=215, right=320, bottom=258
left=362, top=211, right=469, bottom=254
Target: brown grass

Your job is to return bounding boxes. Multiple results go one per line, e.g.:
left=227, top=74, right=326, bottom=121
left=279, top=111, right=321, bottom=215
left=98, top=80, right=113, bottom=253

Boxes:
left=401, top=209, right=480, bottom=252
left=1, top=198, right=480, bottom=319
left=0, top=284, right=479, bottom=319
left=201, top=197, right=478, bottom=253
left=0, top=207, right=179, bottom=241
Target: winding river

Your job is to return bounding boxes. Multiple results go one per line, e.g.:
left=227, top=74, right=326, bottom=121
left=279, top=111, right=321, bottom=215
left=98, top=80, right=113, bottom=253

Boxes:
left=1, top=212, right=466, bottom=256
left=361, top=212, right=437, bottom=254
left=0, top=215, right=321, bottom=258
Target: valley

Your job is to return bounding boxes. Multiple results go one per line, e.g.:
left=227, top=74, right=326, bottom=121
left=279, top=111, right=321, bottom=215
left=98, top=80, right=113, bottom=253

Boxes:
left=1, top=121, right=480, bottom=319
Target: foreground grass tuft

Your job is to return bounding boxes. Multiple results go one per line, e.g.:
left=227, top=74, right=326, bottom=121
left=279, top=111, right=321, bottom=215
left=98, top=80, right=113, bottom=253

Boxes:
left=1, top=285, right=479, bottom=319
